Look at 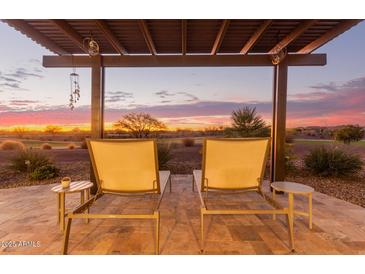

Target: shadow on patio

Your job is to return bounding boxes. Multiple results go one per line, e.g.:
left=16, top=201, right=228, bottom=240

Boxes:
left=0, top=175, right=364, bottom=255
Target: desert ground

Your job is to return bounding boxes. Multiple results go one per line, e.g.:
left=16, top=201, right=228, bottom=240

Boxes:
left=0, top=138, right=364, bottom=207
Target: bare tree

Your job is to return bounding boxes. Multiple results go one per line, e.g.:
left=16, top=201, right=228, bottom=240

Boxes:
left=114, top=112, right=166, bottom=138
left=44, top=125, right=62, bottom=135
left=13, top=127, right=27, bottom=138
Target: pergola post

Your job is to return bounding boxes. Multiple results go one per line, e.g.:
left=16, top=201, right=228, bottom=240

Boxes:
left=271, top=60, right=288, bottom=182
left=90, top=55, right=104, bottom=193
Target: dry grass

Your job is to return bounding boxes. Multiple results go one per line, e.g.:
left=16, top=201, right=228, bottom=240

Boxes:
left=67, top=143, right=76, bottom=149
left=80, top=140, right=88, bottom=149
left=0, top=140, right=25, bottom=151
left=41, top=143, right=52, bottom=150
left=182, top=138, right=195, bottom=147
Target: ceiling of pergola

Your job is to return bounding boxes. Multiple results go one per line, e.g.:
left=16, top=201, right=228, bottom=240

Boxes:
left=2, top=19, right=362, bottom=56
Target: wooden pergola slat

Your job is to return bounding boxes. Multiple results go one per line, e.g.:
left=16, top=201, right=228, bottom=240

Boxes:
left=211, top=19, right=230, bottom=55
left=2, top=20, right=68, bottom=55
left=95, top=20, right=127, bottom=55
left=269, top=20, right=317, bottom=54
left=182, top=19, right=187, bottom=55
left=49, top=19, right=88, bottom=54
left=240, top=20, right=272, bottom=54
left=297, top=19, right=362, bottom=53
left=138, top=20, right=157, bottom=55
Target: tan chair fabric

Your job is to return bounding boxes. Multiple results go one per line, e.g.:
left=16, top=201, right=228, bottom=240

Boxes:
left=202, top=138, right=269, bottom=190
left=88, top=139, right=159, bottom=192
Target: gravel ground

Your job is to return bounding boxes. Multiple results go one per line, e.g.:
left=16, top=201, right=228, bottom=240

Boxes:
left=0, top=161, right=90, bottom=189
left=0, top=144, right=364, bottom=208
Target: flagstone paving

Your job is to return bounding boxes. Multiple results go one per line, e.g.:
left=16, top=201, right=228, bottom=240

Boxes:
left=0, top=175, right=364, bottom=255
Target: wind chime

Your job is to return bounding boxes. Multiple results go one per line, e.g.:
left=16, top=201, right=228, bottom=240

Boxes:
left=69, top=58, right=80, bottom=110
left=83, top=33, right=100, bottom=57
left=270, top=30, right=287, bottom=65
left=68, top=33, right=100, bottom=110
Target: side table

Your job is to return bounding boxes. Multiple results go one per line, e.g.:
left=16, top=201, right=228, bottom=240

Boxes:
left=51, top=181, right=93, bottom=232
left=271, top=181, right=314, bottom=229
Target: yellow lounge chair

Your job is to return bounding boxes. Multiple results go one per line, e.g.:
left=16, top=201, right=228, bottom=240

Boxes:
left=62, top=139, right=171, bottom=255
left=193, top=138, right=294, bottom=252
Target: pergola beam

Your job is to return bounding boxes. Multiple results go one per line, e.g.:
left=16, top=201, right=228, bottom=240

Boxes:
left=297, top=19, right=362, bottom=54
left=240, top=20, right=272, bottom=54
left=211, top=19, right=230, bottom=55
left=138, top=20, right=157, bottom=55
left=49, top=19, right=88, bottom=54
left=269, top=20, right=317, bottom=54
left=95, top=20, right=127, bottom=55
left=182, top=20, right=187, bottom=55
left=43, top=54, right=326, bottom=68
left=2, top=20, right=68, bottom=55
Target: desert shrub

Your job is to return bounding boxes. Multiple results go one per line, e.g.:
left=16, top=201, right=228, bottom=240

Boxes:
left=285, top=134, right=294, bottom=144
left=304, top=146, right=363, bottom=176
left=285, top=145, right=296, bottom=171
left=0, top=140, right=26, bottom=151
left=182, top=138, right=195, bottom=147
left=9, top=149, right=51, bottom=172
left=80, top=140, right=88, bottom=149
left=41, top=143, right=52, bottom=150
left=225, top=106, right=270, bottom=137
left=67, top=143, right=76, bottom=149
left=157, top=143, right=172, bottom=169
left=335, top=125, right=364, bottom=144
left=29, top=164, right=59, bottom=180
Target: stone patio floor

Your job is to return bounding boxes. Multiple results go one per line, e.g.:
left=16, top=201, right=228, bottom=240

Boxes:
left=0, top=175, right=365, bottom=255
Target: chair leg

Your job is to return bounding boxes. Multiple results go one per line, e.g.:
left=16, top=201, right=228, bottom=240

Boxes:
left=155, top=211, right=160, bottom=255
left=272, top=189, right=276, bottom=220
left=62, top=217, right=73, bottom=255
left=192, top=176, right=195, bottom=192
left=287, top=193, right=295, bottom=251
left=169, top=176, right=172, bottom=193
left=200, top=208, right=204, bottom=253
left=60, top=192, right=65, bottom=232
left=308, top=192, right=313, bottom=229
left=57, top=193, right=60, bottom=224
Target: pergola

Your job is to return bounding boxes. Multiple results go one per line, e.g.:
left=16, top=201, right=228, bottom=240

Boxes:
left=3, top=19, right=362, bottom=183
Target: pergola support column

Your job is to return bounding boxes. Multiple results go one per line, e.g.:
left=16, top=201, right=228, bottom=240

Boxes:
left=271, top=60, right=288, bottom=183
left=90, top=55, right=104, bottom=193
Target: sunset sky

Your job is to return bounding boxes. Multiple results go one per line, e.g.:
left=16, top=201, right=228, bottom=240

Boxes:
left=1, top=21, right=365, bottom=130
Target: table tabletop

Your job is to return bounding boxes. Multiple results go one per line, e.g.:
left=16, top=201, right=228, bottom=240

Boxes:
left=51, top=181, right=93, bottom=193
left=271, top=181, right=314, bottom=194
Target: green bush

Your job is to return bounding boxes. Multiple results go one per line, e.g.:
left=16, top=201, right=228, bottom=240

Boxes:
left=29, top=165, right=59, bottom=180
left=335, top=125, right=364, bottom=144
left=182, top=138, right=195, bottom=147
left=157, top=143, right=172, bottom=169
left=304, top=146, right=363, bottom=176
left=9, top=149, right=51, bottom=172
left=225, top=106, right=270, bottom=137
left=285, top=145, right=296, bottom=171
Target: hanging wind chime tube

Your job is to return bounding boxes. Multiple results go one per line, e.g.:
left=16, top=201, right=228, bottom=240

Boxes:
left=69, top=56, right=80, bottom=110
left=68, top=33, right=100, bottom=110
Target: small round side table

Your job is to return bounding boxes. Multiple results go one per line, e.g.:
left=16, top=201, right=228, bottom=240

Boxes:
left=51, top=181, right=93, bottom=232
left=271, top=181, right=314, bottom=229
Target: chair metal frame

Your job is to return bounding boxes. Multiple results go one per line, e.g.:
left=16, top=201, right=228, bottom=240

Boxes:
left=193, top=138, right=295, bottom=252
left=62, top=139, right=171, bottom=255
